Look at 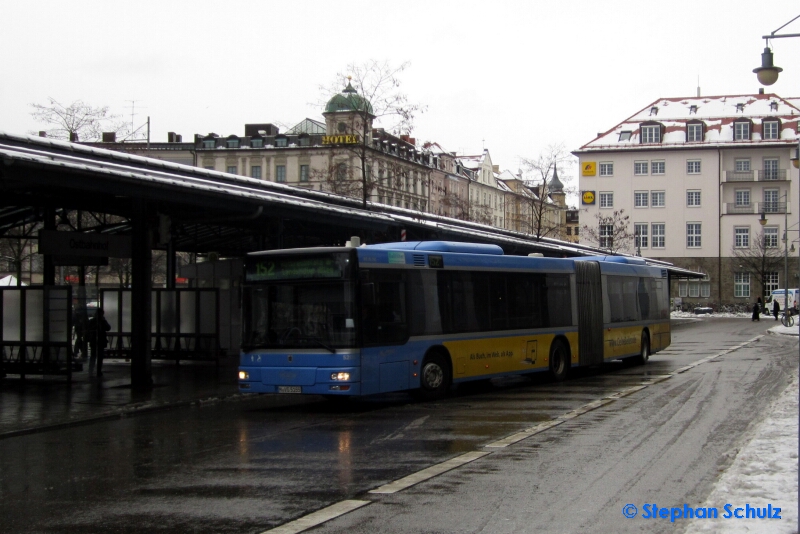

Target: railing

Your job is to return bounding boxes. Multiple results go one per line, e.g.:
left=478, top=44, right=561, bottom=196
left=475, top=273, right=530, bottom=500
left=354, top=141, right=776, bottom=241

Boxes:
left=757, top=169, right=787, bottom=181
left=724, top=202, right=790, bottom=214
left=725, top=169, right=787, bottom=182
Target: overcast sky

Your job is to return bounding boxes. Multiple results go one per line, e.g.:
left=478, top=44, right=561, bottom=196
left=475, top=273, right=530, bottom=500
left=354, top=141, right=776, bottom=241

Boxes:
left=3, top=0, right=799, bottom=189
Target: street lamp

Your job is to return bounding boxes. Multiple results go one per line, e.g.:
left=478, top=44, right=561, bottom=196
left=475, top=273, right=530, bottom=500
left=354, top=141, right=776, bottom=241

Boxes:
left=755, top=15, right=800, bottom=323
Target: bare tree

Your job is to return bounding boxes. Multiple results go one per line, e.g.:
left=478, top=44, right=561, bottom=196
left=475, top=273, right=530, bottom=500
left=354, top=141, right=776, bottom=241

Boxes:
left=731, top=230, right=784, bottom=299
left=0, top=222, right=40, bottom=285
left=320, top=60, right=425, bottom=208
left=581, top=210, right=633, bottom=254
left=519, top=144, right=574, bottom=239
left=30, top=98, right=124, bottom=142
left=313, top=161, right=363, bottom=199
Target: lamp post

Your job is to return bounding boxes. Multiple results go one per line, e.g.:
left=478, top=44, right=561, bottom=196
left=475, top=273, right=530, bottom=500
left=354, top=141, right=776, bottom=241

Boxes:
left=755, top=14, right=800, bottom=318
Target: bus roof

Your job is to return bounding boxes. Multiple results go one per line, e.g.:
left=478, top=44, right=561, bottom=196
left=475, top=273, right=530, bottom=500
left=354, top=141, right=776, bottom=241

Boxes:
left=364, top=241, right=504, bottom=255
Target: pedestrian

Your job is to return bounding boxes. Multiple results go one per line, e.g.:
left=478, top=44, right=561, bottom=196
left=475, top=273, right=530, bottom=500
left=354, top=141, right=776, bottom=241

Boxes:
left=773, top=299, right=780, bottom=321
left=751, top=301, right=760, bottom=321
left=85, top=308, right=111, bottom=377
left=72, top=305, right=86, bottom=360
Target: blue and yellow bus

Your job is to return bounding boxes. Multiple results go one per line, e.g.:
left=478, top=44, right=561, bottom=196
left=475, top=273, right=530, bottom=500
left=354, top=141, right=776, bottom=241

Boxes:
left=238, top=240, right=670, bottom=398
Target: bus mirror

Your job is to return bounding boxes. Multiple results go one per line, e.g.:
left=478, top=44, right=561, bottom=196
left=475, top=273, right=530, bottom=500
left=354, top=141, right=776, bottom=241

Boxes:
left=362, top=283, right=376, bottom=306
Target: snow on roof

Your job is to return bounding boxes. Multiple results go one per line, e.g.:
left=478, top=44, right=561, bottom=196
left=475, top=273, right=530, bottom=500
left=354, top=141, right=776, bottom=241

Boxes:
left=577, top=93, right=800, bottom=152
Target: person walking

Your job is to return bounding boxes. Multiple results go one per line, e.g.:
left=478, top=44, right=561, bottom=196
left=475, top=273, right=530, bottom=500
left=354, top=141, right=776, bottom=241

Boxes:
left=85, top=308, right=111, bottom=377
left=752, top=300, right=760, bottom=321
left=773, top=299, right=780, bottom=321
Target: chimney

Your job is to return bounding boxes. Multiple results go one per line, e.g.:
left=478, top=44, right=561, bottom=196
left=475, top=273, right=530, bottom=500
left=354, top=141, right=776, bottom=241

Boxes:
left=102, top=132, right=116, bottom=143
left=38, top=131, right=47, bottom=137
left=759, top=88, right=765, bottom=95
left=69, top=132, right=79, bottom=142
left=168, top=132, right=176, bottom=143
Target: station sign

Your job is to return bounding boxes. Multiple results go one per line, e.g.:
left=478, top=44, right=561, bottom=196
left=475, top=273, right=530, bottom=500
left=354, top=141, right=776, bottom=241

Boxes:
left=38, top=230, right=132, bottom=258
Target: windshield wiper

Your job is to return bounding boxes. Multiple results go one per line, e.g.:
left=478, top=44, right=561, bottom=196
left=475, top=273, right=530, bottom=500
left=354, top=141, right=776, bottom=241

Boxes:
left=298, top=335, right=336, bottom=354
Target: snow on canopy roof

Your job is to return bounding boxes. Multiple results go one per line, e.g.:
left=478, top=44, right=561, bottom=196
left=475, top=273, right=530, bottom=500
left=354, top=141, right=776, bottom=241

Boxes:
left=577, top=93, right=800, bottom=152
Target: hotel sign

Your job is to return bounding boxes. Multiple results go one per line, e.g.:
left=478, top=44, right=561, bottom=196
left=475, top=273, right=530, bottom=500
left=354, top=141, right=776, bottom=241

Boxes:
left=322, top=135, right=360, bottom=145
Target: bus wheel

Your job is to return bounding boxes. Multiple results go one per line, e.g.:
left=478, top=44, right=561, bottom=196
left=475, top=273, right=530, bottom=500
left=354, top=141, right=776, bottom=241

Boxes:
left=549, top=340, right=569, bottom=382
left=634, top=332, right=650, bottom=365
left=418, top=353, right=451, bottom=400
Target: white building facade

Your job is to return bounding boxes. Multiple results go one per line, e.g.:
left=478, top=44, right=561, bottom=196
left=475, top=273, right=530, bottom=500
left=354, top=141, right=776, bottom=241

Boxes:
left=575, top=93, right=800, bottom=307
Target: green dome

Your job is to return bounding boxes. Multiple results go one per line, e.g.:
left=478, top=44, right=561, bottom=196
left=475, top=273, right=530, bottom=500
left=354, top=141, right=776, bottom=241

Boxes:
left=325, top=82, right=374, bottom=115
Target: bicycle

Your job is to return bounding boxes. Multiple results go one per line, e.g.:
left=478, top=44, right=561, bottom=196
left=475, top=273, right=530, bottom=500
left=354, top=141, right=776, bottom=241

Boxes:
left=781, top=311, right=794, bottom=327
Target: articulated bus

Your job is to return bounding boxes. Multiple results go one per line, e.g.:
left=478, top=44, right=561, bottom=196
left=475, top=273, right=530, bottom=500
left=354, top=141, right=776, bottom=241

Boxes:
left=238, top=240, right=671, bottom=398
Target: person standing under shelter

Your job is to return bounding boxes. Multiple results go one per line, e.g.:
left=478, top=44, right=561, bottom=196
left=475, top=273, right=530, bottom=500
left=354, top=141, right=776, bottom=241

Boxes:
left=85, top=308, right=111, bottom=377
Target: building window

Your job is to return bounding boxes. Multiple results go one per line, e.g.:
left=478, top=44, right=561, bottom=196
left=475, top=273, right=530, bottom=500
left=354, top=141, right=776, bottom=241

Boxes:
left=763, top=121, right=779, bottom=140
left=300, top=165, right=309, bottom=182
left=599, top=162, right=614, bottom=176
left=764, top=227, right=779, bottom=248
left=226, top=138, right=239, bottom=149
left=634, top=223, right=649, bottom=248
left=734, top=227, right=750, bottom=248
left=599, top=192, right=613, bottom=208
left=251, top=165, right=262, bottom=179
left=226, top=165, right=237, bottom=174
left=689, top=282, right=700, bottom=298
left=734, top=272, right=751, bottom=298
left=641, top=125, right=661, bottom=143
left=652, top=223, right=665, bottom=248
left=687, top=223, right=701, bottom=248
left=735, top=158, right=751, bottom=172
left=566, top=227, right=572, bottom=235
left=735, top=189, right=751, bottom=207
left=763, top=158, right=779, bottom=180
left=276, top=165, right=286, bottom=182
left=336, top=163, right=347, bottom=181
left=634, top=191, right=649, bottom=208
left=619, top=131, right=632, bottom=142
left=701, top=282, right=711, bottom=298
left=600, top=224, right=613, bottom=249
left=687, top=160, right=701, bottom=174
left=764, top=271, right=779, bottom=296
left=275, top=137, right=288, bottom=148
left=202, top=139, right=216, bottom=149
left=651, top=191, right=665, bottom=207
left=687, top=123, right=703, bottom=142
left=687, top=190, right=701, bottom=207
left=651, top=160, right=665, bottom=174
left=251, top=138, right=264, bottom=148
left=734, top=121, right=751, bottom=140
left=679, top=281, right=689, bottom=297
left=634, top=161, right=649, bottom=175
left=763, top=189, right=780, bottom=213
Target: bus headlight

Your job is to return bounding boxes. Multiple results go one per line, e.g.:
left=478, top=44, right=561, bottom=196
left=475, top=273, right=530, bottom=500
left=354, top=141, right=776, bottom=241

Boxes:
left=239, top=371, right=249, bottom=380
left=330, top=372, right=350, bottom=381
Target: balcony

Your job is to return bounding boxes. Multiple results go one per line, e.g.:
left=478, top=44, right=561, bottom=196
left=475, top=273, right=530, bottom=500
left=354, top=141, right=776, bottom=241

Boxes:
left=724, top=169, right=787, bottom=182
left=724, top=202, right=789, bottom=214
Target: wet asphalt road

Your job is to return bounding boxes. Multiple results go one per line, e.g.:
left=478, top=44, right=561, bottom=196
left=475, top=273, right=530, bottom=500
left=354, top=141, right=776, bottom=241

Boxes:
left=0, top=318, right=795, bottom=534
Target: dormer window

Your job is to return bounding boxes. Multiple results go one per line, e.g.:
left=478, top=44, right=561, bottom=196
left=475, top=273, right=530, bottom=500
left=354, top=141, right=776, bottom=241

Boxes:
left=650, top=106, right=659, bottom=116
left=226, top=136, right=239, bottom=149
left=770, top=101, right=779, bottom=112
left=736, top=103, right=745, bottom=113
left=618, top=130, right=632, bottom=142
left=763, top=120, right=780, bottom=140
left=687, top=121, right=705, bottom=142
left=734, top=119, right=752, bottom=141
left=202, top=139, right=216, bottom=149
left=250, top=138, right=264, bottom=148
left=640, top=124, right=662, bottom=144
left=275, top=136, right=288, bottom=147
left=689, top=105, right=698, bottom=114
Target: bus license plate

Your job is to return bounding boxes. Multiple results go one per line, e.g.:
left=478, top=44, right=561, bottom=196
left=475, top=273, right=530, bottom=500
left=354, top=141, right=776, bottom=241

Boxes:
left=278, top=386, right=302, bottom=394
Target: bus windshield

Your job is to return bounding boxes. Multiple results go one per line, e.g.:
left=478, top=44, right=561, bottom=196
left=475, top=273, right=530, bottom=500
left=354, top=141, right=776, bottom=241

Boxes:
left=242, top=281, right=357, bottom=351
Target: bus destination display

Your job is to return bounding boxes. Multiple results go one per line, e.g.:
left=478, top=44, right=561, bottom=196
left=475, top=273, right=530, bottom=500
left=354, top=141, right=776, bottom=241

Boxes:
left=245, top=255, right=345, bottom=281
